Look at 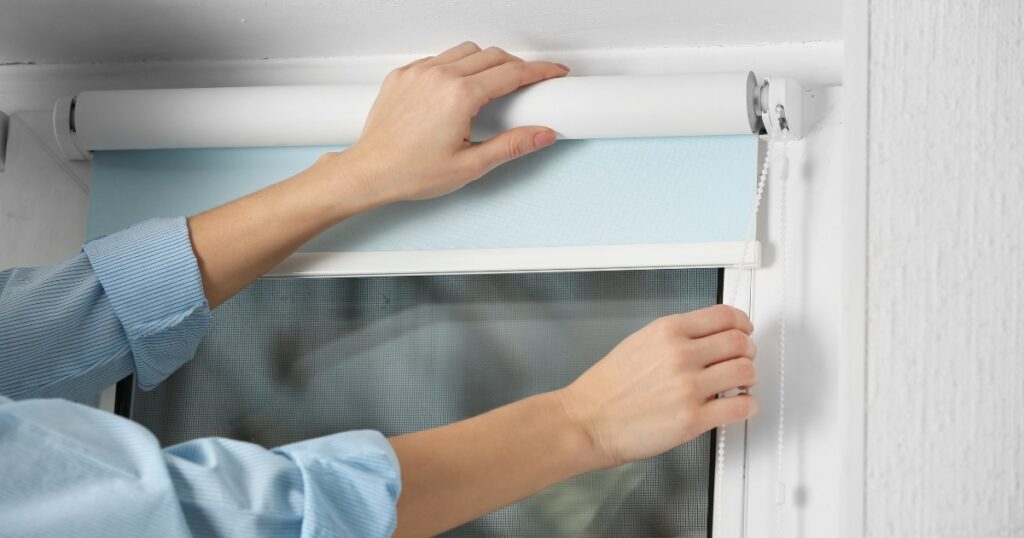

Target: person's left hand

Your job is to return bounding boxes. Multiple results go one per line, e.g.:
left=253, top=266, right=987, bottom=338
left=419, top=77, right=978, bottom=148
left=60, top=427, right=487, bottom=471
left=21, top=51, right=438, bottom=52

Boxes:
left=332, top=41, right=569, bottom=204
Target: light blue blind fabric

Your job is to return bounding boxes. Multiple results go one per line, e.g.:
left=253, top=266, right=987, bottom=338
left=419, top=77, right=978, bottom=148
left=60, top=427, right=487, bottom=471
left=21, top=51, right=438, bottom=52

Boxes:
left=87, top=136, right=757, bottom=251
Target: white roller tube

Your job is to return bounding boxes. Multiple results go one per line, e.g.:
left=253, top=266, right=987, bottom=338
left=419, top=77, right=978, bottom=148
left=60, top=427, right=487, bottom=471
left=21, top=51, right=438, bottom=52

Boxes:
left=54, top=73, right=767, bottom=160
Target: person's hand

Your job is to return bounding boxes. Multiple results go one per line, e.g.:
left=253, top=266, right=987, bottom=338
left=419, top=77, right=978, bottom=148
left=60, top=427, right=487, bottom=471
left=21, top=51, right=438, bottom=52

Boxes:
left=556, top=304, right=759, bottom=468
left=333, top=41, right=569, bottom=204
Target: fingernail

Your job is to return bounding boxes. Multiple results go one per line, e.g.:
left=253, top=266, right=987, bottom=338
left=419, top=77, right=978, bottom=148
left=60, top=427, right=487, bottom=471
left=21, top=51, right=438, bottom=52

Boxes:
left=534, top=130, right=557, bottom=149
left=555, top=63, right=570, bottom=71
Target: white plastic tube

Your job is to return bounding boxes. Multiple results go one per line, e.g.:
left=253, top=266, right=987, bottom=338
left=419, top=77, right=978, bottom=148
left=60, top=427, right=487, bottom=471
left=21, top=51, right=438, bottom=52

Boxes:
left=55, top=72, right=761, bottom=160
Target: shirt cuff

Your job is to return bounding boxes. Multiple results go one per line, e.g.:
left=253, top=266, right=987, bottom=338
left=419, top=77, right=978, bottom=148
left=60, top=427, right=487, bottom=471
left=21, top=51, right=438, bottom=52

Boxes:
left=274, top=430, right=402, bottom=538
left=83, top=217, right=211, bottom=390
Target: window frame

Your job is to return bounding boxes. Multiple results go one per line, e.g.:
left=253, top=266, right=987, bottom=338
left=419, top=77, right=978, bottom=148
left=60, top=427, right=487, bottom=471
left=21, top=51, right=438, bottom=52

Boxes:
left=262, top=249, right=759, bottom=538
left=114, top=251, right=756, bottom=537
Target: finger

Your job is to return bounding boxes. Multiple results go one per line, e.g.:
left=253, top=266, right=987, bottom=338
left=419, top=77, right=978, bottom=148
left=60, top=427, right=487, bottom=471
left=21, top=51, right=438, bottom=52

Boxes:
left=471, top=60, right=570, bottom=100
left=666, top=305, right=753, bottom=339
left=423, top=41, right=482, bottom=66
left=692, top=329, right=756, bottom=367
left=459, top=126, right=558, bottom=176
left=699, top=358, right=757, bottom=397
left=698, top=393, right=758, bottom=431
left=451, top=46, right=523, bottom=75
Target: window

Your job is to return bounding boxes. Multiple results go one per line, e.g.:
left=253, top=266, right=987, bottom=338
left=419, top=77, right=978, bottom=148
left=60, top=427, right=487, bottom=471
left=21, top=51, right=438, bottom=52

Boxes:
left=126, top=269, right=721, bottom=537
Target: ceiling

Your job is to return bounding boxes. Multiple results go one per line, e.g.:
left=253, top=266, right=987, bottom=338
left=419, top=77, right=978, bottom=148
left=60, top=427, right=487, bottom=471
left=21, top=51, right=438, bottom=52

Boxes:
left=0, top=0, right=841, bottom=65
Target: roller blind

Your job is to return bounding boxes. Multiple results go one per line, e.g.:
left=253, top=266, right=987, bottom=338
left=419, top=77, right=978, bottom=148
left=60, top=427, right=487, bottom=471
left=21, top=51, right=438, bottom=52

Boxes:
left=87, top=135, right=757, bottom=274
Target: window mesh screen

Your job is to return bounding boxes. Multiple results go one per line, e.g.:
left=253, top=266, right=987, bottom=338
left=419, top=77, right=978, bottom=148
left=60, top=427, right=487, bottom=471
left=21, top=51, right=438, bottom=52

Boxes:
left=130, top=269, right=720, bottom=537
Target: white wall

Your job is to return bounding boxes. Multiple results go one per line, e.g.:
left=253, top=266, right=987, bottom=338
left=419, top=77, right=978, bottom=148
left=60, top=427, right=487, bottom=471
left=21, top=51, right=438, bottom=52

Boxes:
left=866, top=0, right=1024, bottom=535
left=0, top=0, right=839, bottom=64
left=0, top=111, right=90, bottom=268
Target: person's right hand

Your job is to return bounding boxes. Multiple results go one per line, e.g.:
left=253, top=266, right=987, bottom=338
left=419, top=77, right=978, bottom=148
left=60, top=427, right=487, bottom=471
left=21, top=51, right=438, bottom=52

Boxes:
left=556, top=304, right=759, bottom=469
left=333, top=41, right=569, bottom=206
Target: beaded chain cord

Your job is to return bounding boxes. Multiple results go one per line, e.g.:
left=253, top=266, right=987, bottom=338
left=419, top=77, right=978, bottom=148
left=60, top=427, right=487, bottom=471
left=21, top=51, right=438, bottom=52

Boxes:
left=714, top=127, right=790, bottom=538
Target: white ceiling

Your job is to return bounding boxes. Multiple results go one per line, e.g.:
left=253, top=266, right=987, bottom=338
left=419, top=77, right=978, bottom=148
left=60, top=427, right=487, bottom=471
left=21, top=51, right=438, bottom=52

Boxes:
left=0, top=0, right=841, bottom=65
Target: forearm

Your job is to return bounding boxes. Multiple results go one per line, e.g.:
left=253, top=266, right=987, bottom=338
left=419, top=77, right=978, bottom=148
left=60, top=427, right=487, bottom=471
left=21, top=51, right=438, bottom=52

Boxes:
left=186, top=43, right=567, bottom=310
left=388, top=391, right=603, bottom=538
left=187, top=153, right=380, bottom=308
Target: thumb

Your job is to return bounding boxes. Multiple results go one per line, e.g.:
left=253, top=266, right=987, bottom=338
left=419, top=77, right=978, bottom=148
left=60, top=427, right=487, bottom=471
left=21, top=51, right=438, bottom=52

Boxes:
left=463, top=126, right=558, bottom=174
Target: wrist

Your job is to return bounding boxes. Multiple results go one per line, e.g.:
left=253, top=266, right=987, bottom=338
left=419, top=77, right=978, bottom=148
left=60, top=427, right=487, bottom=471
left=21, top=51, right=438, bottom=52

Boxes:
left=549, top=388, right=613, bottom=473
left=307, top=151, right=394, bottom=221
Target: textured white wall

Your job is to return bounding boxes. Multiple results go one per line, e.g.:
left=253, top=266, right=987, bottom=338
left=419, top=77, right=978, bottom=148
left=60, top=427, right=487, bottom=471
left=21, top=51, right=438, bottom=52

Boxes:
left=867, top=1, right=1024, bottom=535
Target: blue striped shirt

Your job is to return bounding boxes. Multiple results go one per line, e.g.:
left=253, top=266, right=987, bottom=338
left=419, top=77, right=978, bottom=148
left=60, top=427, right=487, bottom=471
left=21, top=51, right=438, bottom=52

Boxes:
left=0, top=218, right=401, bottom=537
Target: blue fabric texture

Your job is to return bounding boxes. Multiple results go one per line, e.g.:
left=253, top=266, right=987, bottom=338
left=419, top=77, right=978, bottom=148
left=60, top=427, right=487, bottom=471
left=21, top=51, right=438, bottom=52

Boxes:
left=87, top=136, right=758, bottom=251
left=0, top=218, right=401, bottom=537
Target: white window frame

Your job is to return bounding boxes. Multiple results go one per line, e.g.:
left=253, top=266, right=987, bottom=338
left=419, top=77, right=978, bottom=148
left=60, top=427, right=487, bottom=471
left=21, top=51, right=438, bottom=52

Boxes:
left=267, top=242, right=759, bottom=278
left=717, top=82, right=858, bottom=538
left=266, top=247, right=759, bottom=537
left=715, top=267, right=755, bottom=537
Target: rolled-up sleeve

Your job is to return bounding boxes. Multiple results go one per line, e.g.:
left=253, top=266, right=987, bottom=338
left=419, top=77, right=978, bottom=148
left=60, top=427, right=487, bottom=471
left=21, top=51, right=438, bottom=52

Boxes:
left=168, top=430, right=402, bottom=537
left=0, top=396, right=401, bottom=537
left=0, top=217, right=211, bottom=400
left=82, top=217, right=211, bottom=390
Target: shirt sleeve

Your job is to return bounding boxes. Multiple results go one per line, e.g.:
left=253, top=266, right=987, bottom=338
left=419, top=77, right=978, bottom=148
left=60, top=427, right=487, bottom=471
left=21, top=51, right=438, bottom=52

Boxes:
left=0, top=396, right=401, bottom=538
left=0, top=217, right=211, bottom=401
